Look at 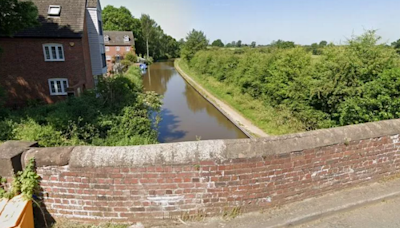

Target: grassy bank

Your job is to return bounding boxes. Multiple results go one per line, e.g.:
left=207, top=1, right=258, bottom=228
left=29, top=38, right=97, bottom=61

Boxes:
left=176, top=59, right=305, bottom=135
left=179, top=31, right=400, bottom=134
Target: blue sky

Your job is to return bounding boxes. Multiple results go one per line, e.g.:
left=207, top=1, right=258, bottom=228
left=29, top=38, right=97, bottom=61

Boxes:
left=101, top=0, right=400, bottom=45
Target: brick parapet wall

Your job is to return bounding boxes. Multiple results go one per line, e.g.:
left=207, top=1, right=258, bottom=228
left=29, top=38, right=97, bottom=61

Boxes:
left=17, top=119, right=400, bottom=224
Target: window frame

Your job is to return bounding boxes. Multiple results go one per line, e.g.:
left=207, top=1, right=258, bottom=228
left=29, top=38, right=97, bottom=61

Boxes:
left=48, top=5, right=61, bottom=16
left=98, top=20, right=103, bottom=35
left=48, top=78, right=69, bottom=96
left=123, top=35, right=130, bottom=42
left=125, top=46, right=130, bottom=51
left=43, top=43, right=65, bottom=62
left=101, top=53, right=106, bottom=68
left=116, top=46, right=120, bottom=51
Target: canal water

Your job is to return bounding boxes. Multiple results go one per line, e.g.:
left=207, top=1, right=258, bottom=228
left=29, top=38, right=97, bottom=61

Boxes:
left=143, top=61, right=248, bottom=143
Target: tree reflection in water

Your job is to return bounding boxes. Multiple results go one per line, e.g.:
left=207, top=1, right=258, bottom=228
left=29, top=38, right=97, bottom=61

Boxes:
left=142, top=61, right=248, bottom=143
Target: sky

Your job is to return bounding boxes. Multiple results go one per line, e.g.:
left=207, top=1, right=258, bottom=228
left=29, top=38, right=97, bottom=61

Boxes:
left=101, top=0, right=400, bottom=45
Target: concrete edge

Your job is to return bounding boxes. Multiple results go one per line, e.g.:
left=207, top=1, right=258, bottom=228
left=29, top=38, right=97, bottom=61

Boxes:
left=271, top=186, right=400, bottom=228
left=174, top=59, right=258, bottom=138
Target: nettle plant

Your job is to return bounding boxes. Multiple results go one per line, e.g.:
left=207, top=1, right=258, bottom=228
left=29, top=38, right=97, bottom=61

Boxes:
left=0, top=158, right=47, bottom=226
left=0, top=158, right=40, bottom=200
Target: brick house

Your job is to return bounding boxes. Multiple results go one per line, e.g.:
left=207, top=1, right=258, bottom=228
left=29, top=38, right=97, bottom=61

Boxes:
left=104, top=31, right=135, bottom=72
left=0, top=0, right=107, bottom=107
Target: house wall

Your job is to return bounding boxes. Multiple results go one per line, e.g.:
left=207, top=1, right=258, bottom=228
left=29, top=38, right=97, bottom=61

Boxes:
left=86, top=4, right=106, bottom=76
left=13, top=119, right=400, bottom=225
left=0, top=38, right=90, bottom=107
left=105, top=45, right=132, bottom=72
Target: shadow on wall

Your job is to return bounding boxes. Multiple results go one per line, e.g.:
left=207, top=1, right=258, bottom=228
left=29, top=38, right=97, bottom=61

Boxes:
left=0, top=16, right=83, bottom=108
left=35, top=181, right=56, bottom=227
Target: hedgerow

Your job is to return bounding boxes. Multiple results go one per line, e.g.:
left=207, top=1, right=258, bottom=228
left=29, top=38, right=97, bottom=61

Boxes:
left=187, top=31, right=400, bottom=131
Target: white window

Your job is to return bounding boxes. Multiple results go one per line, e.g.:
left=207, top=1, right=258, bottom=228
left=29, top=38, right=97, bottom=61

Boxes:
left=123, top=35, right=130, bottom=42
left=116, top=46, right=120, bottom=51
left=43, top=44, right=64, bottom=61
left=48, top=5, right=61, bottom=16
left=125, top=47, right=130, bottom=51
left=48, top=79, right=68, bottom=95
left=104, top=35, right=110, bottom=42
left=105, top=46, right=109, bottom=52
left=106, top=55, right=111, bottom=61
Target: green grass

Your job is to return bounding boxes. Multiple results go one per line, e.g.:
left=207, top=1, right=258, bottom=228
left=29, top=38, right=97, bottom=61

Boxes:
left=176, top=59, right=305, bottom=135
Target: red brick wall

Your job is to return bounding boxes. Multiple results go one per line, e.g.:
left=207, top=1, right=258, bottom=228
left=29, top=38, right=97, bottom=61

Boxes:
left=36, top=134, right=400, bottom=225
left=105, top=45, right=132, bottom=72
left=0, top=37, right=93, bottom=107
left=106, top=45, right=132, bottom=58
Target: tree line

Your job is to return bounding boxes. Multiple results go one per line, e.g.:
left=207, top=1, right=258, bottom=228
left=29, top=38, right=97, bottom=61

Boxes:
left=102, top=6, right=181, bottom=61
left=181, top=30, right=400, bottom=131
left=208, top=37, right=400, bottom=56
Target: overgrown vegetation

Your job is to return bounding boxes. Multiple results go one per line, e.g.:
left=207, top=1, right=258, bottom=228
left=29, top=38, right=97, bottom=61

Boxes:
left=182, top=31, right=400, bottom=133
left=0, top=158, right=40, bottom=200
left=0, top=67, right=162, bottom=147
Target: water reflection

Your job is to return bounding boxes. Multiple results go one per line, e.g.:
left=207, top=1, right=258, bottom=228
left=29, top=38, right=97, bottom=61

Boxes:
left=157, top=109, right=187, bottom=142
left=143, top=61, right=248, bottom=143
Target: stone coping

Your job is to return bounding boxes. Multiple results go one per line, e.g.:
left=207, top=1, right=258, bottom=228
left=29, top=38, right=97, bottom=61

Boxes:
left=19, top=119, right=400, bottom=168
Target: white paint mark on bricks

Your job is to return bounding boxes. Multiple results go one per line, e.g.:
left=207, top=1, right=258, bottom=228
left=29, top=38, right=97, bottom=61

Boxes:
left=391, top=134, right=399, bottom=144
left=147, top=195, right=185, bottom=206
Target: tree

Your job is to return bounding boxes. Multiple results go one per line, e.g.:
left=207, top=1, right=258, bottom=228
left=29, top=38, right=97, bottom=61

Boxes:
left=211, top=39, right=224, bottom=47
left=319, top=40, right=328, bottom=47
left=392, top=39, right=400, bottom=54
left=0, top=0, right=39, bottom=36
left=181, top=29, right=208, bottom=62
left=311, top=42, right=321, bottom=55
left=141, top=14, right=157, bottom=58
left=236, top=40, right=242, bottom=47
left=271, top=40, right=295, bottom=49
left=250, top=41, right=256, bottom=48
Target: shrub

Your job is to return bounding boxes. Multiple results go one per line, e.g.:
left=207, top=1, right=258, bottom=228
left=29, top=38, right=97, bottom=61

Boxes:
left=186, top=31, right=400, bottom=130
left=125, top=51, right=138, bottom=63
left=1, top=66, right=162, bottom=147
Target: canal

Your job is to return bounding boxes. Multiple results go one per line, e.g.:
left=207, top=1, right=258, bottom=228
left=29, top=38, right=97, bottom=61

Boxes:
left=143, top=61, right=248, bottom=143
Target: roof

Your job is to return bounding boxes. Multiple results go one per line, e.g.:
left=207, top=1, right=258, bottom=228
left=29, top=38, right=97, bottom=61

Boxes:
left=11, top=0, right=87, bottom=38
left=86, top=0, right=98, bottom=8
left=104, top=31, right=134, bottom=46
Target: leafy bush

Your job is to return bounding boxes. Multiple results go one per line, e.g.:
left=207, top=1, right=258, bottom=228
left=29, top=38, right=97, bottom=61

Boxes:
left=124, top=51, right=138, bottom=63
left=186, top=31, right=400, bottom=131
left=0, top=66, right=162, bottom=146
